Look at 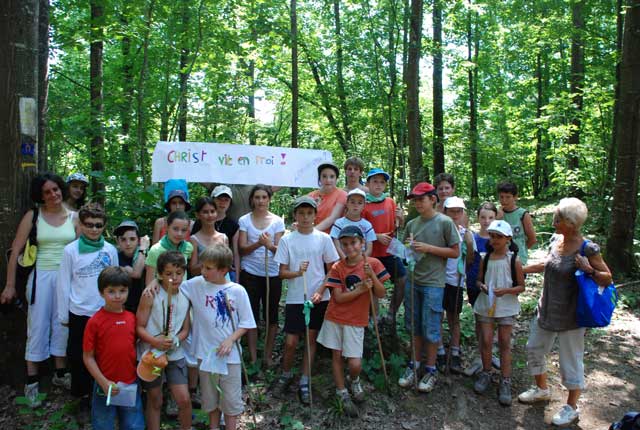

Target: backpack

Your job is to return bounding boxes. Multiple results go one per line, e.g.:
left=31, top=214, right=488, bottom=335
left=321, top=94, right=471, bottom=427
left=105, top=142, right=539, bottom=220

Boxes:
left=609, top=412, right=640, bottom=430
left=480, top=241, right=519, bottom=287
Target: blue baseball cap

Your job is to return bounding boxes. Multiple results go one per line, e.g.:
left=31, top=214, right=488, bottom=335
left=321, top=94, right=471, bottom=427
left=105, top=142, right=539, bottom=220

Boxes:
left=366, top=168, right=390, bottom=182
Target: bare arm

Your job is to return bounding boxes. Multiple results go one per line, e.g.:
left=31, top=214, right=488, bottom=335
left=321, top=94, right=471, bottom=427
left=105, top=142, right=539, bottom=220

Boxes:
left=333, top=238, right=346, bottom=260
left=151, top=217, right=164, bottom=245
left=576, top=253, right=613, bottom=286
left=522, top=212, right=537, bottom=249
left=464, top=230, right=475, bottom=265
left=523, top=261, right=545, bottom=274
left=83, top=350, right=118, bottom=395
left=365, top=241, right=373, bottom=257
left=495, top=259, right=526, bottom=297
left=217, top=327, right=249, bottom=357
left=412, top=242, right=459, bottom=259
left=279, top=262, right=308, bottom=280
left=135, top=294, right=172, bottom=350
left=144, top=265, right=156, bottom=286
left=189, top=237, right=201, bottom=275
left=314, top=202, right=345, bottom=232
left=1, top=210, right=33, bottom=303
left=238, top=230, right=262, bottom=256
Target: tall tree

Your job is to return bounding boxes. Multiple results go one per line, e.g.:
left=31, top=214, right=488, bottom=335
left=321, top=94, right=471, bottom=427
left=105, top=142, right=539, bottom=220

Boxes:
left=567, top=0, right=585, bottom=175
left=606, top=0, right=640, bottom=274
left=406, top=0, right=425, bottom=184
left=37, top=0, right=49, bottom=171
left=333, top=0, right=353, bottom=150
left=291, top=0, right=298, bottom=148
left=467, top=4, right=479, bottom=198
left=120, top=5, right=134, bottom=172
left=177, top=0, right=190, bottom=142
left=89, top=0, right=105, bottom=199
left=432, top=0, right=444, bottom=176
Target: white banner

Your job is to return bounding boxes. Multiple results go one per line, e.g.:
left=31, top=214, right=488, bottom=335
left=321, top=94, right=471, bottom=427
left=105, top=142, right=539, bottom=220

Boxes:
left=152, top=142, right=333, bottom=187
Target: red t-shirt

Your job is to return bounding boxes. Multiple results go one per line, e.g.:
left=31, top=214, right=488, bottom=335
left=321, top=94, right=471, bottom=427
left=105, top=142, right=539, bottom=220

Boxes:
left=324, top=257, right=390, bottom=327
left=362, top=197, right=397, bottom=257
left=83, top=308, right=137, bottom=384
left=308, top=188, right=347, bottom=233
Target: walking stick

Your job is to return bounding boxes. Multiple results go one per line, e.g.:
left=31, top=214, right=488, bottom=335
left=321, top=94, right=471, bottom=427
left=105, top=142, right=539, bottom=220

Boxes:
left=364, top=251, right=390, bottom=393
left=408, top=234, right=418, bottom=392
left=264, top=248, right=270, bottom=366
left=301, top=265, right=314, bottom=406
left=223, top=294, right=258, bottom=428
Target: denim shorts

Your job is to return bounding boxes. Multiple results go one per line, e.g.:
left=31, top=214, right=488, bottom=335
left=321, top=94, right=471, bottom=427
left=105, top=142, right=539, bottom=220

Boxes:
left=92, top=382, right=145, bottom=430
left=404, top=282, right=444, bottom=343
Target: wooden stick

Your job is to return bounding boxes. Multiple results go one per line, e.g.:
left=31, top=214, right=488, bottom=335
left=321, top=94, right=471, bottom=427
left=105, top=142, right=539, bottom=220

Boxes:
left=409, top=233, right=418, bottom=391
left=301, top=266, right=314, bottom=406
left=364, top=251, right=390, bottom=393
left=165, top=283, right=173, bottom=336
left=264, top=248, right=270, bottom=366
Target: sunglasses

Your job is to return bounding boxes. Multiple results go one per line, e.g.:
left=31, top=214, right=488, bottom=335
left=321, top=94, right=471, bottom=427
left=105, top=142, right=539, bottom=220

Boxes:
left=83, top=222, right=105, bottom=229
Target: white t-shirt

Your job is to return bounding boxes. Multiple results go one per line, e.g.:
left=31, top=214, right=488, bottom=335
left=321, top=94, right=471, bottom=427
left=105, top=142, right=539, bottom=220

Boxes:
left=180, top=277, right=256, bottom=364
left=57, top=239, right=119, bottom=323
left=274, top=230, right=340, bottom=304
left=238, top=213, right=285, bottom=277
left=330, top=217, right=377, bottom=244
left=445, top=226, right=475, bottom=287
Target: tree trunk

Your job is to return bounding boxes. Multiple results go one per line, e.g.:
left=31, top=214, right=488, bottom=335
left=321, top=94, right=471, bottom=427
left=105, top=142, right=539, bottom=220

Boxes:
left=120, top=10, right=134, bottom=173
left=567, top=0, right=584, bottom=175
left=334, top=0, right=353, bottom=151
left=291, top=0, right=298, bottom=148
left=137, top=0, right=155, bottom=184
left=37, top=0, right=49, bottom=171
left=468, top=6, right=479, bottom=199
left=606, top=0, right=640, bottom=274
left=533, top=52, right=544, bottom=197
left=432, top=0, right=444, bottom=176
left=606, top=0, right=624, bottom=191
left=177, top=0, right=190, bottom=142
left=406, top=0, right=425, bottom=185
left=89, top=0, right=104, bottom=200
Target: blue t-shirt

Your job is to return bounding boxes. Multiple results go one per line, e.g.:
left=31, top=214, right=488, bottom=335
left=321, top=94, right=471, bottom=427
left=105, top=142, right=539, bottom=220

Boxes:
left=466, top=232, right=489, bottom=291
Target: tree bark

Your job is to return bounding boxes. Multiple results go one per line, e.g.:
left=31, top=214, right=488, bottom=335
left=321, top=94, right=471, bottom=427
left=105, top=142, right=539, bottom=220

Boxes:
left=334, top=0, right=353, bottom=151
left=137, top=0, right=155, bottom=185
left=432, top=0, right=444, bottom=176
left=406, top=0, right=425, bottom=185
left=37, top=0, right=49, bottom=171
left=290, top=0, right=298, bottom=148
left=468, top=6, right=478, bottom=199
left=89, top=0, right=105, bottom=200
left=606, top=0, right=640, bottom=274
left=120, top=8, right=134, bottom=173
left=177, top=0, right=190, bottom=142
left=567, top=0, right=585, bottom=175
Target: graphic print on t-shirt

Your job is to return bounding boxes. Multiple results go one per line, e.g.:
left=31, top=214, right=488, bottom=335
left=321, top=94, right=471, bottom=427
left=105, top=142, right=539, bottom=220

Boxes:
left=345, top=274, right=362, bottom=291
left=77, top=251, right=113, bottom=278
left=204, top=288, right=234, bottom=328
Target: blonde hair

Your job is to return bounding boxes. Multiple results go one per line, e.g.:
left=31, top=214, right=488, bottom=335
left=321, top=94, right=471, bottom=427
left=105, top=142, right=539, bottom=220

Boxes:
left=200, top=244, right=233, bottom=269
left=556, top=197, right=588, bottom=229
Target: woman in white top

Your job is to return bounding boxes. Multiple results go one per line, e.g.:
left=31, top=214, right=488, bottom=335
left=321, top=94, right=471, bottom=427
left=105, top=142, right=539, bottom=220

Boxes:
left=238, top=184, right=285, bottom=367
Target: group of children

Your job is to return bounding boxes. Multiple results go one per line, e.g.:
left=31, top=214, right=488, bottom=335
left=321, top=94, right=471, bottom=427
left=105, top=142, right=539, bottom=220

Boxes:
left=20, top=159, right=539, bottom=429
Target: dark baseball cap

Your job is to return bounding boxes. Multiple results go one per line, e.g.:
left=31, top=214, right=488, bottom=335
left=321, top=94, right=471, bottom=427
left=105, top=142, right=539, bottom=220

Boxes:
left=338, top=225, right=364, bottom=239
left=293, top=196, right=318, bottom=210
left=113, top=220, right=139, bottom=237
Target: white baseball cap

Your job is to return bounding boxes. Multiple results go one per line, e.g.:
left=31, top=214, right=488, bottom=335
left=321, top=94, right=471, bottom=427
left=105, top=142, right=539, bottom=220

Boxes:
left=211, top=185, right=233, bottom=199
left=443, top=196, right=466, bottom=209
left=347, top=188, right=366, bottom=200
left=487, top=220, right=513, bottom=237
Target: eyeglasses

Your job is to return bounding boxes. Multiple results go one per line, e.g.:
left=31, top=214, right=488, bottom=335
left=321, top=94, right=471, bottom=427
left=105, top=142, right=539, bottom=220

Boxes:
left=83, top=222, right=105, bottom=229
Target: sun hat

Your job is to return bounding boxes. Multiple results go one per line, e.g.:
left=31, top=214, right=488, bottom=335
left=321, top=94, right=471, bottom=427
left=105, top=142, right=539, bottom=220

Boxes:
left=66, top=173, right=89, bottom=184
left=366, top=168, right=390, bottom=182
left=164, top=189, right=191, bottom=212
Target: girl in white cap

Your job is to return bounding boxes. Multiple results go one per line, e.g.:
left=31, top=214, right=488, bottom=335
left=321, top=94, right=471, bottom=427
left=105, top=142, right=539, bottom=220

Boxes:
left=64, top=173, right=89, bottom=211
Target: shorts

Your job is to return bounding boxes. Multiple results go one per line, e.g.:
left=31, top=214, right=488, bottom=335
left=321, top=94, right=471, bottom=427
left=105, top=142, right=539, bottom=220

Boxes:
left=200, top=364, right=243, bottom=415
left=240, top=270, right=282, bottom=325
left=376, top=255, right=407, bottom=281
left=317, top=319, right=364, bottom=358
left=467, top=286, right=481, bottom=307
left=404, top=282, right=443, bottom=343
left=141, top=358, right=188, bottom=389
left=283, top=301, right=328, bottom=334
left=443, top=284, right=464, bottom=314
left=25, top=269, right=69, bottom=362
left=475, top=314, right=516, bottom=326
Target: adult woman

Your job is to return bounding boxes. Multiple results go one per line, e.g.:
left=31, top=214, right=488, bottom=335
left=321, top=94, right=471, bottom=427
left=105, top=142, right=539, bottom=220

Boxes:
left=238, top=185, right=285, bottom=368
left=518, top=198, right=612, bottom=427
left=1, top=173, right=78, bottom=407
left=308, top=162, right=347, bottom=233
left=64, top=173, right=89, bottom=211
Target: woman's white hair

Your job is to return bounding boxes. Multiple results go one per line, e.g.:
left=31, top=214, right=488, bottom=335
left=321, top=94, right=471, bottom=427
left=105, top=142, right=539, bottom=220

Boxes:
left=556, top=197, right=588, bottom=229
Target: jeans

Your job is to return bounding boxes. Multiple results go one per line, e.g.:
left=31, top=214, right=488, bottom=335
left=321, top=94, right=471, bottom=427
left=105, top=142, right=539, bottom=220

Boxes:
left=404, top=282, right=444, bottom=343
left=91, top=382, right=145, bottom=430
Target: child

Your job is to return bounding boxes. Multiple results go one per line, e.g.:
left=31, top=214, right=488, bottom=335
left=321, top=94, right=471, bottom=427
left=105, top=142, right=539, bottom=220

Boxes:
left=496, top=181, right=537, bottom=265
left=190, top=197, right=228, bottom=276
left=210, top=185, right=241, bottom=281
left=181, top=245, right=256, bottom=430
left=152, top=183, right=193, bottom=245
left=272, top=196, right=340, bottom=404
left=317, top=225, right=389, bottom=416
left=473, top=220, right=525, bottom=406
left=434, top=173, right=455, bottom=214
left=330, top=188, right=376, bottom=259
left=398, top=183, right=459, bottom=393
left=64, top=172, right=89, bottom=211
left=362, top=168, right=406, bottom=326
left=438, top=197, right=475, bottom=374
left=137, top=251, right=191, bottom=430
left=114, top=220, right=149, bottom=313
left=82, top=266, right=144, bottom=430
left=57, top=203, right=119, bottom=409
left=145, top=211, right=193, bottom=285
left=343, top=157, right=368, bottom=192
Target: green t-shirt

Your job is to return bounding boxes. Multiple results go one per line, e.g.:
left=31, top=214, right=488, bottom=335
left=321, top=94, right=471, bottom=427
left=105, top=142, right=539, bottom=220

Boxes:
left=405, top=212, right=460, bottom=287
left=502, top=207, right=528, bottom=265
left=145, top=240, right=193, bottom=270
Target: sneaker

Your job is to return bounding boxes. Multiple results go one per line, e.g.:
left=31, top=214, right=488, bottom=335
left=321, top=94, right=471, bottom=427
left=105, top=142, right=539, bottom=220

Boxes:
left=552, top=404, right=579, bottom=426
left=52, top=372, right=71, bottom=390
left=398, top=363, right=418, bottom=388
left=337, top=391, right=359, bottom=417
left=498, top=379, right=512, bottom=406
left=518, top=386, right=551, bottom=404
left=417, top=370, right=437, bottom=393
left=165, top=395, right=178, bottom=417
left=464, top=356, right=483, bottom=376
left=298, top=383, right=311, bottom=405
left=271, top=374, right=293, bottom=399
left=24, top=382, right=42, bottom=408
left=436, top=354, right=447, bottom=373
left=350, top=377, right=365, bottom=403
left=474, top=371, right=491, bottom=394
left=450, top=355, right=464, bottom=374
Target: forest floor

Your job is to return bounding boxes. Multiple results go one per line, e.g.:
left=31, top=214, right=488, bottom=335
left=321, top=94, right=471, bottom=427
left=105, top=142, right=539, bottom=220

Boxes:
left=1, top=205, right=639, bottom=430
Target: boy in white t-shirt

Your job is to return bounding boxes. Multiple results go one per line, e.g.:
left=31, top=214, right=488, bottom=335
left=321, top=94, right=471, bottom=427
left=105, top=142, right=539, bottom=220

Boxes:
left=181, top=245, right=256, bottom=430
left=272, top=196, right=340, bottom=404
left=330, top=188, right=376, bottom=259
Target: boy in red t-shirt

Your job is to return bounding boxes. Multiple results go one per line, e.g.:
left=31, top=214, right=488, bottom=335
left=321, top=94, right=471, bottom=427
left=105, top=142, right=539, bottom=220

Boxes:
left=317, top=226, right=390, bottom=416
left=362, top=168, right=405, bottom=326
left=83, top=266, right=144, bottom=430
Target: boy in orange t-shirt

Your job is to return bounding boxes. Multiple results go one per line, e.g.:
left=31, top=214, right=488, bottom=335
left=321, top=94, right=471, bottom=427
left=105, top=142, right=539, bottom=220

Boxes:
left=317, top=226, right=390, bottom=416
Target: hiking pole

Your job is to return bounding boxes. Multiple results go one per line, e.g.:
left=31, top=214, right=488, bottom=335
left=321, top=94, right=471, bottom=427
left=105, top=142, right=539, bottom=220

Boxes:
left=223, top=294, right=258, bottom=429
left=364, top=251, right=390, bottom=394
left=301, top=264, right=314, bottom=407
left=264, top=247, right=270, bottom=366
left=408, top=233, right=418, bottom=392
left=445, top=273, right=464, bottom=377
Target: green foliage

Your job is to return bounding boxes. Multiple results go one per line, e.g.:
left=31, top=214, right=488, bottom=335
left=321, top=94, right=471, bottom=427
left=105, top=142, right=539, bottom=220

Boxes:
left=362, top=352, right=406, bottom=392
left=279, top=404, right=305, bottom=430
